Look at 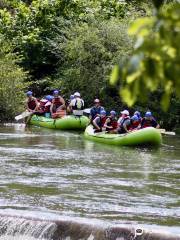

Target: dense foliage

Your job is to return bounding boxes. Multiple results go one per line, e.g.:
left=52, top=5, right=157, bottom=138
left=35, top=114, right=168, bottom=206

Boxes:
left=111, top=1, right=180, bottom=111
left=51, top=19, right=133, bottom=107
left=0, top=0, right=179, bottom=129
left=0, top=38, right=28, bottom=121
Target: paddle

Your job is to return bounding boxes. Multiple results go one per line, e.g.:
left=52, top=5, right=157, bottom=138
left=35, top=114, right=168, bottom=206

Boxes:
left=159, top=129, right=176, bottom=136
left=15, top=111, right=32, bottom=121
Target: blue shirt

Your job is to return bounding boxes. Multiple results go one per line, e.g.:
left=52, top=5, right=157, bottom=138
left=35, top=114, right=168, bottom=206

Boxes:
left=90, top=106, right=105, bottom=120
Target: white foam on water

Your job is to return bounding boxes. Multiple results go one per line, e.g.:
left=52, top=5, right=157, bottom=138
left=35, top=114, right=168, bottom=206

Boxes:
left=87, top=234, right=94, bottom=240
left=0, top=236, right=47, bottom=240
left=0, top=216, right=57, bottom=240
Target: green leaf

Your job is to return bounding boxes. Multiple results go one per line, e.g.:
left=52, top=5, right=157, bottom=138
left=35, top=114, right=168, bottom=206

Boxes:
left=162, top=45, right=176, bottom=58
left=110, top=65, right=119, bottom=85
left=161, top=92, right=170, bottom=111
left=120, top=88, right=136, bottom=106
left=128, top=17, right=154, bottom=36
left=126, top=71, right=140, bottom=84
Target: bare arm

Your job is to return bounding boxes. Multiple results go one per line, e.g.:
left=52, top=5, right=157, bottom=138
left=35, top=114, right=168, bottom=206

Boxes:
left=104, top=118, right=112, bottom=129
left=25, top=100, right=30, bottom=112
left=123, top=125, right=129, bottom=133
left=34, top=98, right=39, bottom=111
left=93, top=117, right=101, bottom=130
left=68, top=99, right=74, bottom=112
left=50, top=100, right=54, bottom=114
left=123, top=120, right=130, bottom=133
left=60, top=96, right=65, bottom=109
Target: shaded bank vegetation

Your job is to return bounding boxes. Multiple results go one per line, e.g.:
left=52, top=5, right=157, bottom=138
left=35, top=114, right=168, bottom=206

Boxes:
left=0, top=37, right=28, bottom=121
left=0, top=0, right=179, bottom=129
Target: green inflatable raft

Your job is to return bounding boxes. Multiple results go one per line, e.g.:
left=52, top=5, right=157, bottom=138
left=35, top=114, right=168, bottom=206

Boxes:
left=84, top=125, right=162, bottom=147
left=29, top=114, right=90, bottom=130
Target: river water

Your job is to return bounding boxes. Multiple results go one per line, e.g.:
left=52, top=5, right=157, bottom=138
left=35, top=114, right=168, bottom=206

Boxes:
left=0, top=123, right=179, bottom=239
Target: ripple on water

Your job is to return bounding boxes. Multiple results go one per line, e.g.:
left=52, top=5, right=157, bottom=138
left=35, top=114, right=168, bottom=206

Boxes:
left=0, top=125, right=179, bottom=234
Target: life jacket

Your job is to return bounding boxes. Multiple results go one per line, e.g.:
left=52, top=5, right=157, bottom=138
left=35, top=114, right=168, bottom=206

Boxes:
left=72, top=98, right=84, bottom=110
left=44, top=101, right=51, bottom=113
left=95, top=116, right=107, bottom=128
left=28, top=97, right=37, bottom=110
left=141, top=118, right=154, bottom=128
left=39, top=99, right=48, bottom=112
left=130, top=120, right=140, bottom=130
left=119, top=116, right=131, bottom=131
left=52, top=96, right=63, bottom=108
left=107, top=117, right=118, bottom=130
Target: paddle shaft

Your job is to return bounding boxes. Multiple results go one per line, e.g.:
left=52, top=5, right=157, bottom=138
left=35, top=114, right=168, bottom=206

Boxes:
left=159, top=129, right=176, bottom=135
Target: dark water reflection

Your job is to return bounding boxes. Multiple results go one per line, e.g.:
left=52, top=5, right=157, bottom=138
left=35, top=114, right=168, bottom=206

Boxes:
left=0, top=123, right=179, bottom=234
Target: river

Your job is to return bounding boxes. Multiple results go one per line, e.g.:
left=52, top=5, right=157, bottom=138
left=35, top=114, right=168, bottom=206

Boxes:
left=0, top=123, right=179, bottom=239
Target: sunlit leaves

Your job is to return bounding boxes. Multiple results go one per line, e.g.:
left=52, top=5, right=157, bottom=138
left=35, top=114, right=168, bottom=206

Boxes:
left=128, top=17, right=154, bottom=36
left=110, top=65, right=119, bottom=85
left=111, top=3, right=180, bottom=111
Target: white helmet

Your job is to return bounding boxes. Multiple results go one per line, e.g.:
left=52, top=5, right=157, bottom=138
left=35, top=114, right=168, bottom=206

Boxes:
left=74, top=92, right=81, bottom=97
left=121, top=110, right=129, bottom=115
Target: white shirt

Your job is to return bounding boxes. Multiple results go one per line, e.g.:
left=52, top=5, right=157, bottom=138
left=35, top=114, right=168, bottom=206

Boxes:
left=69, top=97, right=84, bottom=108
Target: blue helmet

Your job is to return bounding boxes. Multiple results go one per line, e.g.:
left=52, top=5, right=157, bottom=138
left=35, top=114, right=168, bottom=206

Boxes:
left=145, top=111, right=152, bottom=117
left=131, top=115, right=139, bottom=121
left=100, top=110, right=106, bottom=115
left=110, top=110, right=116, bottom=116
left=53, top=90, right=59, bottom=95
left=134, top=111, right=141, bottom=118
left=26, top=91, right=33, bottom=96
left=45, top=95, right=54, bottom=101
left=70, top=95, right=75, bottom=100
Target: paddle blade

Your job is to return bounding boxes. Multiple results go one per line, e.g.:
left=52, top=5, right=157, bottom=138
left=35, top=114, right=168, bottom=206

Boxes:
left=163, top=131, right=176, bottom=136
left=159, top=129, right=176, bottom=135
left=15, top=111, right=32, bottom=121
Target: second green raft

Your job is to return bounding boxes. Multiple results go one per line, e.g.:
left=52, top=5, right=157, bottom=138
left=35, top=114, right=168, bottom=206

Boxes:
left=29, top=114, right=89, bottom=130
left=85, top=125, right=162, bottom=147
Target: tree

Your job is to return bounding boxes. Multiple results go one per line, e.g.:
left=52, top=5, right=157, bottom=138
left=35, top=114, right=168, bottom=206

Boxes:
left=0, top=37, right=28, bottom=121
left=51, top=18, right=133, bottom=108
left=110, top=1, right=180, bottom=111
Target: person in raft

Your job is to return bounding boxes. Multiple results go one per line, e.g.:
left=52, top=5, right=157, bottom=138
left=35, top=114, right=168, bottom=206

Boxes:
left=134, top=111, right=142, bottom=122
left=25, top=91, right=39, bottom=113
left=129, top=115, right=141, bottom=131
left=103, top=110, right=118, bottom=133
left=68, top=92, right=84, bottom=116
left=92, top=110, right=107, bottom=132
left=90, top=99, right=105, bottom=121
left=116, top=111, right=141, bottom=134
left=50, top=90, right=65, bottom=115
left=116, top=110, right=131, bottom=134
left=36, top=97, right=49, bottom=116
left=141, top=111, right=160, bottom=129
left=35, top=94, right=54, bottom=117
left=66, top=95, right=75, bottom=114
left=44, top=95, right=54, bottom=118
